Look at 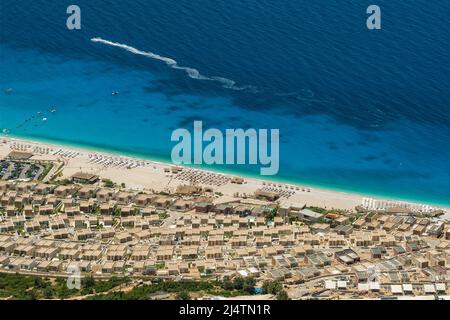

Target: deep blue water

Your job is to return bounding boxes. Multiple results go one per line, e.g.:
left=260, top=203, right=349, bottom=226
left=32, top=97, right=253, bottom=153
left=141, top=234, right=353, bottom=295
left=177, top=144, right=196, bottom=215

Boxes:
left=1, top=1, right=449, bottom=205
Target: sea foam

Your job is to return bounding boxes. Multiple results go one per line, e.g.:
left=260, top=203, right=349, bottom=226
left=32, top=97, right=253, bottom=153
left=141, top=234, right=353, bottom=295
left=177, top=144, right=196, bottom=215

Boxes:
left=91, top=37, right=254, bottom=91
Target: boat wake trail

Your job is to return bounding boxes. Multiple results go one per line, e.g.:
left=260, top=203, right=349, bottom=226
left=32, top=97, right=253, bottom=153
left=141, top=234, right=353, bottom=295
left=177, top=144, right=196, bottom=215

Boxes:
left=91, top=37, right=256, bottom=92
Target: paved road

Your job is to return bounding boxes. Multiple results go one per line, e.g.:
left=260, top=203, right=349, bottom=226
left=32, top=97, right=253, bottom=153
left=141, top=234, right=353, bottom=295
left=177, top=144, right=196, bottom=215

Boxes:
left=1, top=163, right=14, bottom=180
left=44, top=161, right=64, bottom=182
left=33, top=164, right=45, bottom=181
left=287, top=272, right=355, bottom=299
left=0, top=268, right=172, bottom=281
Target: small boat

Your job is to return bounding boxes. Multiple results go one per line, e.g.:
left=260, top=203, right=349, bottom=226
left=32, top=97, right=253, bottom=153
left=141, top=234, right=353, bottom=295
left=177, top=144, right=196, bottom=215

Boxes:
left=42, top=118, right=47, bottom=121
left=112, top=91, right=119, bottom=96
left=4, top=88, right=13, bottom=94
left=51, top=108, right=57, bottom=113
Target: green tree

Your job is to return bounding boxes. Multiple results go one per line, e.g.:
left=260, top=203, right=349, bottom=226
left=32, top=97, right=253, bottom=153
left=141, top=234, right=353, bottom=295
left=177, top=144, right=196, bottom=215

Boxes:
left=262, top=280, right=283, bottom=294
left=83, top=275, right=96, bottom=288
left=28, top=289, right=38, bottom=300
left=222, top=276, right=234, bottom=291
left=265, top=207, right=278, bottom=222
left=243, top=277, right=256, bottom=293
left=176, top=291, right=191, bottom=300
left=276, top=290, right=289, bottom=300
left=44, top=287, right=54, bottom=299
left=232, top=276, right=244, bottom=290
left=33, top=276, right=44, bottom=288
left=103, top=179, right=115, bottom=188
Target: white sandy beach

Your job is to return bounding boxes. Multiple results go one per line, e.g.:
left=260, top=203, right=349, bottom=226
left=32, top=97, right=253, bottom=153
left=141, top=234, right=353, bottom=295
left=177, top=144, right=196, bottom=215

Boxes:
left=1, top=136, right=448, bottom=215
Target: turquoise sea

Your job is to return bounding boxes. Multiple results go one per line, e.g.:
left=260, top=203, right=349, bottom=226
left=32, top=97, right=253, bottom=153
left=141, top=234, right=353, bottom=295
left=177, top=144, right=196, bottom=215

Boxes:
left=1, top=1, right=449, bottom=206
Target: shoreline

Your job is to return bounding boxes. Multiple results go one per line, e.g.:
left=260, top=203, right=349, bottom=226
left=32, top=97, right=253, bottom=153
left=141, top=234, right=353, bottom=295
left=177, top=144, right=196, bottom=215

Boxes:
left=1, top=134, right=449, bottom=214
